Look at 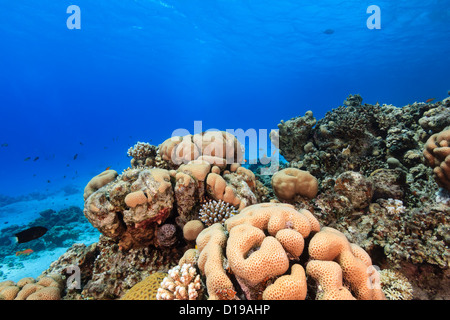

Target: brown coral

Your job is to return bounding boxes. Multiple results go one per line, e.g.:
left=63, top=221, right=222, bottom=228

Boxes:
left=424, top=128, right=450, bottom=190
left=160, top=131, right=244, bottom=166
left=271, top=168, right=318, bottom=201
left=83, top=169, right=118, bottom=200
left=195, top=223, right=235, bottom=300
left=307, top=227, right=385, bottom=300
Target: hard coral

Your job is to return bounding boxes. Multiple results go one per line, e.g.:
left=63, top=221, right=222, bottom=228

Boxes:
left=183, top=220, right=205, bottom=241
left=156, top=264, right=203, bottom=300
left=121, top=272, right=167, bottom=300
left=271, top=168, right=318, bottom=201
left=0, top=275, right=63, bottom=300
left=307, top=227, right=385, bottom=300
left=199, top=199, right=238, bottom=226
left=224, top=203, right=319, bottom=299
left=423, top=128, right=450, bottom=191
left=160, top=131, right=244, bottom=166
left=195, top=223, right=235, bottom=300
left=83, top=169, right=118, bottom=200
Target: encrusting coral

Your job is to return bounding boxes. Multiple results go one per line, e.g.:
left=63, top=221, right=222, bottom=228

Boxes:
left=121, top=272, right=168, bottom=300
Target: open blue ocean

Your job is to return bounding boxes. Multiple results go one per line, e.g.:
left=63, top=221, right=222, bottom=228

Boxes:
left=0, top=0, right=449, bottom=290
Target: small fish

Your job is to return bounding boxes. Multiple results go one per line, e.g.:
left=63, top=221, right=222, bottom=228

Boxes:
left=79, top=142, right=84, bottom=146
left=323, top=29, right=335, bottom=35
left=272, top=150, right=277, bottom=156
left=426, top=98, right=436, bottom=103
left=63, top=175, right=66, bottom=179
left=13, top=226, right=47, bottom=244
left=1, top=143, right=8, bottom=147
left=24, top=157, right=31, bottom=161
left=33, top=157, right=39, bottom=161
left=16, top=249, right=34, bottom=256
left=66, top=164, right=70, bottom=167
left=104, top=147, right=108, bottom=149
left=47, top=180, right=51, bottom=183
left=73, top=154, right=78, bottom=160
left=216, top=288, right=237, bottom=300
left=105, top=166, right=111, bottom=171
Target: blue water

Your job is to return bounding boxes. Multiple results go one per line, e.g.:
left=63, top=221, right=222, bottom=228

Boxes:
left=0, top=0, right=449, bottom=198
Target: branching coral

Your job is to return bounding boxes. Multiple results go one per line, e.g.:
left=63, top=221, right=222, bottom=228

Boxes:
left=199, top=199, right=238, bottom=226
left=156, top=263, right=203, bottom=300
left=379, top=269, right=413, bottom=300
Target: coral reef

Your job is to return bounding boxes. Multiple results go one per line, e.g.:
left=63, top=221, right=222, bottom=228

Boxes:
left=15, top=95, right=449, bottom=300
left=271, top=95, right=450, bottom=299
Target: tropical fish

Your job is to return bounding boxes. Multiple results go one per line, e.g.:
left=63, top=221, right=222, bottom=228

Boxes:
left=16, top=249, right=34, bottom=256
left=216, top=288, right=237, bottom=300
left=425, top=98, right=436, bottom=103
left=79, top=142, right=84, bottom=145
left=33, top=157, right=39, bottom=161
left=13, top=226, right=47, bottom=244
left=105, top=166, right=111, bottom=171
left=323, top=29, right=334, bottom=35
left=73, top=154, right=78, bottom=160
left=1, top=143, right=8, bottom=147
left=24, top=157, right=31, bottom=161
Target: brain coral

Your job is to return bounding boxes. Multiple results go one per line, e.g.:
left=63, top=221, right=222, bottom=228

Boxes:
left=423, top=128, right=450, bottom=191
left=0, top=275, right=63, bottom=300
left=307, top=227, right=385, bottom=300
left=224, top=203, right=319, bottom=299
left=271, top=168, right=318, bottom=201
left=121, top=272, right=168, bottom=300
left=180, top=202, right=388, bottom=300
